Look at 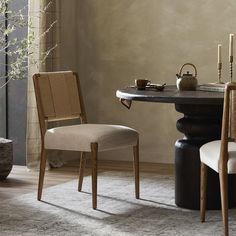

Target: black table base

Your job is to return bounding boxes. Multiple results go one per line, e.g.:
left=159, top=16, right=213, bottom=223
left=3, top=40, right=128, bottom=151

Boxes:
left=175, top=103, right=236, bottom=210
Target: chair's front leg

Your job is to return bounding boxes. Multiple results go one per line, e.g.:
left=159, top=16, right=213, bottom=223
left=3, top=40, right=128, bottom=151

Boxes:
left=219, top=168, right=229, bottom=236
left=38, top=148, right=47, bottom=201
left=91, top=143, right=98, bottom=209
left=200, top=162, right=208, bottom=222
left=133, top=138, right=140, bottom=199
left=78, top=152, right=86, bottom=191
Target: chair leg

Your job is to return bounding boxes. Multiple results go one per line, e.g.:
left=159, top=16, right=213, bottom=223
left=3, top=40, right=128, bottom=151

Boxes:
left=219, top=169, right=228, bottom=236
left=91, top=143, right=98, bottom=209
left=200, top=162, right=208, bottom=222
left=133, top=139, right=140, bottom=199
left=78, top=152, right=86, bottom=192
left=37, top=148, right=47, bottom=201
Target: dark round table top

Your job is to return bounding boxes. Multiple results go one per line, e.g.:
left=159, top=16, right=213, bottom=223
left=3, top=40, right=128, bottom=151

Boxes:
left=116, top=85, right=224, bottom=105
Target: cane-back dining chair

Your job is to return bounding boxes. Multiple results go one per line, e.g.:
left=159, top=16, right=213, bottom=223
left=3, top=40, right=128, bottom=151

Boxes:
left=33, top=71, right=139, bottom=209
left=200, top=82, right=236, bottom=236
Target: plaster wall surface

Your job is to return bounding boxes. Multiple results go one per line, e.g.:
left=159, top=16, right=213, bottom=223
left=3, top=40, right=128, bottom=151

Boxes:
left=60, top=0, right=236, bottom=163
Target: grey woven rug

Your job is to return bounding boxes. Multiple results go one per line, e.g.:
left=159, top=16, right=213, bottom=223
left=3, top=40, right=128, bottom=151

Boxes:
left=1, top=171, right=236, bottom=236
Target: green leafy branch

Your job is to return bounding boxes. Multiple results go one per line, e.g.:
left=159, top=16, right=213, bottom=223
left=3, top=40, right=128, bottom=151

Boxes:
left=0, top=0, right=57, bottom=87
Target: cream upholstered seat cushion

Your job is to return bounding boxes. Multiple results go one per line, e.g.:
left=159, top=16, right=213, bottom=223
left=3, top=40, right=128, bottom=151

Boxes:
left=45, top=124, right=138, bottom=152
left=200, top=140, right=236, bottom=174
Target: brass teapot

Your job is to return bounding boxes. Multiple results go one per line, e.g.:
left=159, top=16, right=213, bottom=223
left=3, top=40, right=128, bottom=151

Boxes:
left=176, top=63, right=198, bottom=91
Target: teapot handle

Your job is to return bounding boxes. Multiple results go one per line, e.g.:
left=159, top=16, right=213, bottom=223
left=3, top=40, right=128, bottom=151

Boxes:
left=179, top=63, right=197, bottom=78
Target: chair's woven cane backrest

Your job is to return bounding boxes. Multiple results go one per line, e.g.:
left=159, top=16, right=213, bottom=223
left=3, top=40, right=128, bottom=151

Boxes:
left=230, top=90, right=236, bottom=141
left=33, top=71, right=85, bottom=125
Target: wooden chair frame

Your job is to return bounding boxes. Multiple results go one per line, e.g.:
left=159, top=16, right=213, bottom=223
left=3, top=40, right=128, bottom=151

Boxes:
left=33, top=71, right=139, bottom=209
left=200, top=82, right=236, bottom=236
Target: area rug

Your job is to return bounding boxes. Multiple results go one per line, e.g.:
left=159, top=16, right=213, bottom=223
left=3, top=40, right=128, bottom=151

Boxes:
left=1, top=171, right=236, bottom=236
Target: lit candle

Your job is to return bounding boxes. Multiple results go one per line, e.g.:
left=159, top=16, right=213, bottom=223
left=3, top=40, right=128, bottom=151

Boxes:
left=229, top=33, right=234, bottom=61
left=218, top=44, right=222, bottom=63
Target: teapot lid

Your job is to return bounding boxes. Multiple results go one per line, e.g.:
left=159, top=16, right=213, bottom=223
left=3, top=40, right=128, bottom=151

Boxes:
left=183, top=71, right=192, bottom=76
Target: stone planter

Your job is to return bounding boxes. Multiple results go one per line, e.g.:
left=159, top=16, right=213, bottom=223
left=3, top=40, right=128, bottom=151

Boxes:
left=0, top=138, right=13, bottom=180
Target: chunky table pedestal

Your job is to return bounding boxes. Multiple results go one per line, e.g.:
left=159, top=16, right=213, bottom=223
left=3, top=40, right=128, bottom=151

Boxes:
left=175, top=103, right=236, bottom=210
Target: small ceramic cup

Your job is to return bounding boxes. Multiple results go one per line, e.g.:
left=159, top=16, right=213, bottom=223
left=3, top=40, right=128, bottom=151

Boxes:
left=135, top=79, right=151, bottom=90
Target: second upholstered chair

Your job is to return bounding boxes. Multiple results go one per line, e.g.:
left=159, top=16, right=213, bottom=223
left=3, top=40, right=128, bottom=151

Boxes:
left=33, top=71, right=139, bottom=209
left=200, top=83, right=236, bottom=236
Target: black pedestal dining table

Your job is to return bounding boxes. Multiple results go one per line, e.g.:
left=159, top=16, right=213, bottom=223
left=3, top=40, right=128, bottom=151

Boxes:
left=116, top=85, right=236, bottom=210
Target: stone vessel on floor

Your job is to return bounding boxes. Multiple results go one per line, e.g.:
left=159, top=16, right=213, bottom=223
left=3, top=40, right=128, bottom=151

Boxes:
left=0, top=138, right=13, bottom=179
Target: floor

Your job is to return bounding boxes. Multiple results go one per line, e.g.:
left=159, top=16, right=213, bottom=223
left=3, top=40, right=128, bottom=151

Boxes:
left=0, top=161, right=174, bottom=201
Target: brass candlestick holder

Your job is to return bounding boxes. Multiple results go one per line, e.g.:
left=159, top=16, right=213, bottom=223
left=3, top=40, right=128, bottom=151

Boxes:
left=230, top=55, right=233, bottom=82
left=217, top=62, right=224, bottom=84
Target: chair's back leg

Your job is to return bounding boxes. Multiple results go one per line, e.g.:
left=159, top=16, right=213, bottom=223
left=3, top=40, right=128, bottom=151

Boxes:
left=78, top=152, right=86, bottom=192
left=38, top=148, right=47, bottom=200
left=133, top=139, right=140, bottom=199
left=91, top=143, right=98, bottom=209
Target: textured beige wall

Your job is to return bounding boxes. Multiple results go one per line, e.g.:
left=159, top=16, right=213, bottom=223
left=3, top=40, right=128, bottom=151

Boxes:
left=60, top=0, right=236, bottom=163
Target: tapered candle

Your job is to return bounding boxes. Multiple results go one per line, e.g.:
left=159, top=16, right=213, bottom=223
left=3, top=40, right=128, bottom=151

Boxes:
left=229, top=33, right=234, bottom=62
left=218, top=44, right=222, bottom=63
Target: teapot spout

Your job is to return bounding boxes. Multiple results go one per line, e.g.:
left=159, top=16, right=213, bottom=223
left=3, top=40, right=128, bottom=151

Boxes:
left=176, top=74, right=181, bottom=80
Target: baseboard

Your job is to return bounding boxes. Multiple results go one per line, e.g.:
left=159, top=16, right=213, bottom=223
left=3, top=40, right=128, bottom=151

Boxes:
left=66, top=160, right=174, bottom=175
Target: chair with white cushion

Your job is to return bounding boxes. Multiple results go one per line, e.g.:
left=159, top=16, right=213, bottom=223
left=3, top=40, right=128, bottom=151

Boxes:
left=33, top=71, right=139, bottom=209
left=200, top=82, right=236, bottom=236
